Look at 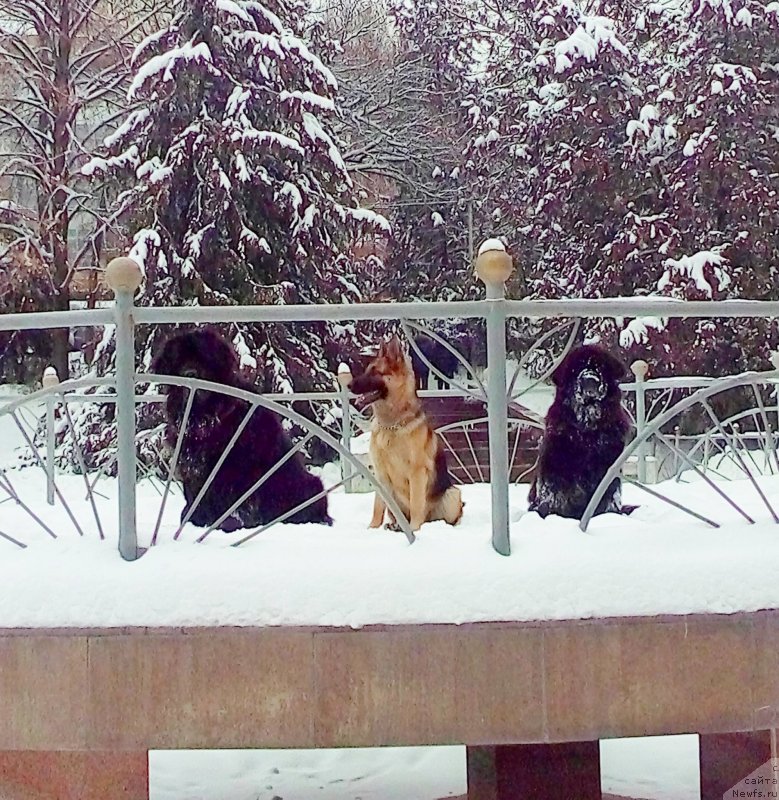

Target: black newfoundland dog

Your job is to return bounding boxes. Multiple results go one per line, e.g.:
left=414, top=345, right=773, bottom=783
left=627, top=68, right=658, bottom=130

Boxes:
left=528, top=344, right=632, bottom=520
left=152, top=329, right=332, bottom=531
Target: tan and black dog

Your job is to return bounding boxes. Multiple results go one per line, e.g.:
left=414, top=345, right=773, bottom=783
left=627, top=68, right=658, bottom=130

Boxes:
left=349, top=336, right=463, bottom=532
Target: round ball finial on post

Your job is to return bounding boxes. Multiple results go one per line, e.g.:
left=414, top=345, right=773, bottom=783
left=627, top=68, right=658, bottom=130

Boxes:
left=105, top=257, right=143, bottom=296
left=475, top=238, right=513, bottom=287
left=630, top=360, right=649, bottom=380
left=336, top=362, right=352, bottom=389
left=42, top=366, right=60, bottom=390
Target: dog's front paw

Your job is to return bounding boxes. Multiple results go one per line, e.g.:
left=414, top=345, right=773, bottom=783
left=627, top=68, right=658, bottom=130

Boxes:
left=219, top=515, right=243, bottom=533
left=533, top=502, right=550, bottom=519
left=384, top=520, right=402, bottom=532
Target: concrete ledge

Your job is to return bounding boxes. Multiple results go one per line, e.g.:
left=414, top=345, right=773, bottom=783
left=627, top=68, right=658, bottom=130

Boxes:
left=0, top=751, right=148, bottom=800
left=0, top=611, right=776, bottom=750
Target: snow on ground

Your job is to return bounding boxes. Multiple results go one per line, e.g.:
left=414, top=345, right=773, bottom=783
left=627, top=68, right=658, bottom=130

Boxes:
left=151, top=746, right=467, bottom=800
left=2, top=379, right=779, bottom=630
left=1, top=454, right=779, bottom=627
left=601, top=735, right=700, bottom=800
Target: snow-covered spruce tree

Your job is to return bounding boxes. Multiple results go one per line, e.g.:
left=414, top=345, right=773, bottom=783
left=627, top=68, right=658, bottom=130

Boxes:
left=91, top=0, right=387, bottom=381
left=620, top=0, right=779, bottom=377
left=67, top=0, right=388, bottom=470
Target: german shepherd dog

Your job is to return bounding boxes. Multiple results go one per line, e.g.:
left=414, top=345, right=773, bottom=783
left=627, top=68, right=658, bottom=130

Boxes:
left=349, top=336, right=464, bottom=532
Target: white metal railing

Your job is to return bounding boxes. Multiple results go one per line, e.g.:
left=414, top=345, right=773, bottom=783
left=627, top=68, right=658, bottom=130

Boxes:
left=2, top=251, right=779, bottom=559
left=34, top=367, right=777, bottom=499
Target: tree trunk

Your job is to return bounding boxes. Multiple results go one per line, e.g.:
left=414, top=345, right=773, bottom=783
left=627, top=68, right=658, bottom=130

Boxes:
left=48, top=0, right=73, bottom=381
left=51, top=293, right=70, bottom=381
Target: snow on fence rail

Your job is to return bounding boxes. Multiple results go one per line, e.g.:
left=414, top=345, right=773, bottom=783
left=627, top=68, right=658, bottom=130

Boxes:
left=3, top=253, right=779, bottom=561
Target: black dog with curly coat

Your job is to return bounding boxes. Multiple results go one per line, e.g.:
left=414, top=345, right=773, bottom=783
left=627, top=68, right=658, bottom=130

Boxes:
left=152, top=329, right=331, bottom=531
left=528, top=344, right=632, bottom=520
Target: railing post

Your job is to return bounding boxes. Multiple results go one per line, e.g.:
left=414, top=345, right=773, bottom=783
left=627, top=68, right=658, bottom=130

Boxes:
left=673, top=425, right=681, bottom=477
left=476, top=239, right=513, bottom=556
left=771, top=351, right=779, bottom=443
left=105, top=257, right=143, bottom=561
left=42, top=366, right=59, bottom=506
left=337, top=363, right=353, bottom=492
left=631, top=360, right=649, bottom=483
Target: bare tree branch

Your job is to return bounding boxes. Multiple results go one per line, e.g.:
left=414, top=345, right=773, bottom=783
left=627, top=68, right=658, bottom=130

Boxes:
left=0, top=0, right=171, bottom=377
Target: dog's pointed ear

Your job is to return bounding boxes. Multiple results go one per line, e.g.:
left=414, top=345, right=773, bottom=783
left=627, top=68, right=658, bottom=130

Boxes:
left=385, top=335, right=404, bottom=363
